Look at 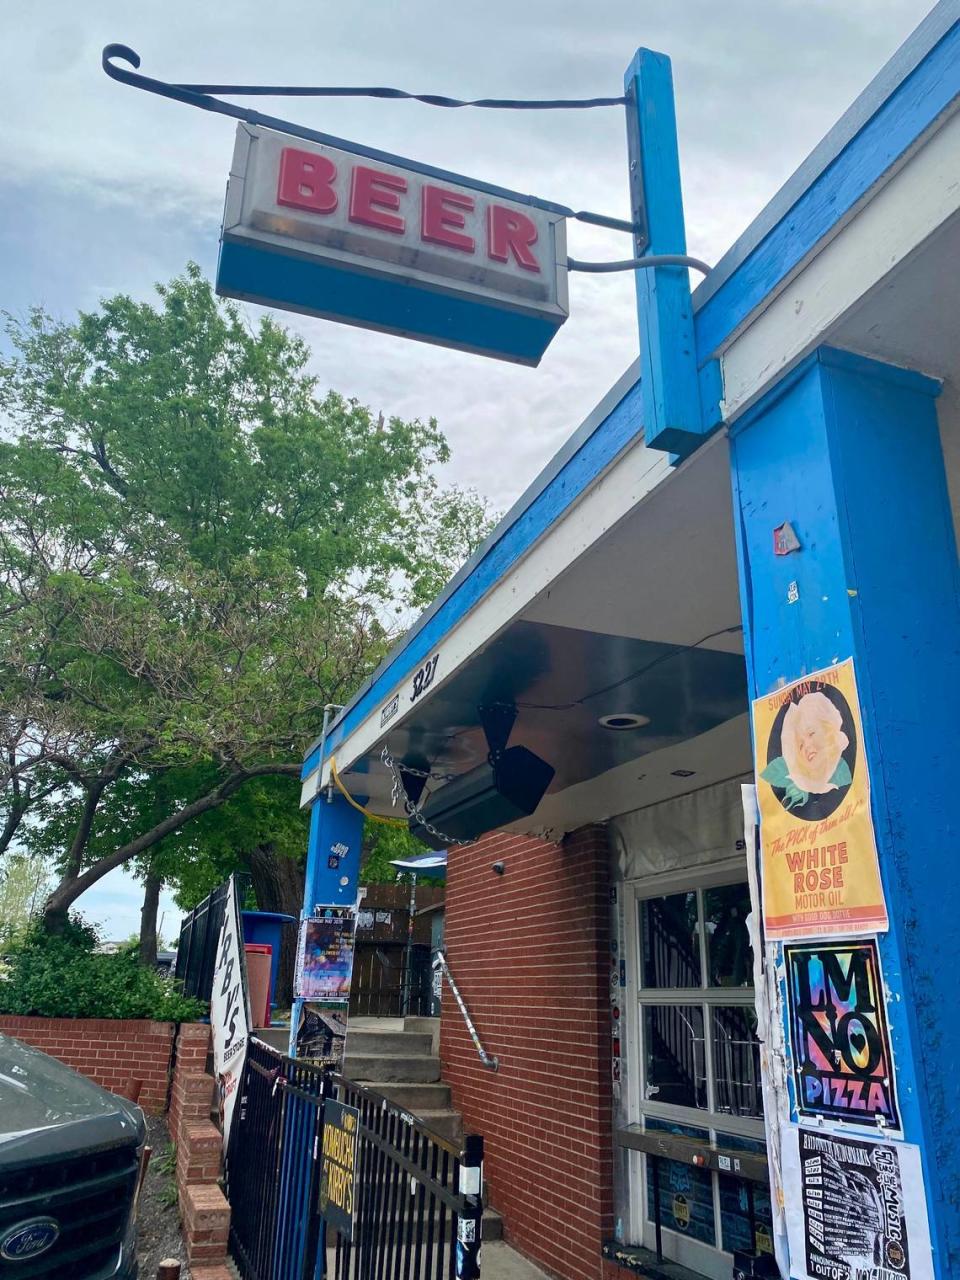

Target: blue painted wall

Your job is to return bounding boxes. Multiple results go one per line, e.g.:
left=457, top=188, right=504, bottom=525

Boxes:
left=729, top=347, right=960, bottom=1274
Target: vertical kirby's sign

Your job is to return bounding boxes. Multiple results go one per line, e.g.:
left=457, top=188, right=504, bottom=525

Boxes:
left=319, top=1100, right=360, bottom=1240
left=211, top=875, right=251, bottom=1148
left=217, top=124, right=569, bottom=365
left=752, top=659, right=888, bottom=940
left=785, top=940, right=899, bottom=1131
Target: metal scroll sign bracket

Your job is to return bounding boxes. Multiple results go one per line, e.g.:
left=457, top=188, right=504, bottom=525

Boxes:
left=101, top=44, right=711, bottom=427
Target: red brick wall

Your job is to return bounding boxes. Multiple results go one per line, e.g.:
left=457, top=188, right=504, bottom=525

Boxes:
left=0, top=1015, right=175, bottom=1113
left=169, top=1022, right=214, bottom=1141
left=440, top=825, right=614, bottom=1280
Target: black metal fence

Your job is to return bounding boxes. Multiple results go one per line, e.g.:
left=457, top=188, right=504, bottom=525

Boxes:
left=225, top=1037, right=482, bottom=1280
left=227, top=1037, right=329, bottom=1280
left=175, top=876, right=250, bottom=1000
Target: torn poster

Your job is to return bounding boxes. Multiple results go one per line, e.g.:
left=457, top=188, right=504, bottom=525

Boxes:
left=752, top=659, right=888, bottom=941
left=742, top=783, right=791, bottom=1278
left=783, top=1128, right=933, bottom=1280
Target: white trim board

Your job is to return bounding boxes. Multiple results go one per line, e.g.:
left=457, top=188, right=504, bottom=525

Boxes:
left=720, top=108, right=960, bottom=420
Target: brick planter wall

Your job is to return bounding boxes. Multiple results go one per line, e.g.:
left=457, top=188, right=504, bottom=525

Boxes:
left=0, top=1015, right=175, bottom=1113
left=167, top=1023, right=232, bottom=1274
left=440, top=825, right=614, bottom=1280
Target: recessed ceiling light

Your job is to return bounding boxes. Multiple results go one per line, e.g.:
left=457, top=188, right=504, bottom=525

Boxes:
left=598, top=713, right=651, bottom=731
left=671, top=769, right=696, bottom=778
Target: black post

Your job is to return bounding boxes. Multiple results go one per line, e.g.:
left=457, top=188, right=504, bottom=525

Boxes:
left=456, top=1134, right=484, bottom=1279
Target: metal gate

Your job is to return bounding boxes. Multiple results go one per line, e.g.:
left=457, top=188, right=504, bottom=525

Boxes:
left=225, top=1037, right=483, bottom=1280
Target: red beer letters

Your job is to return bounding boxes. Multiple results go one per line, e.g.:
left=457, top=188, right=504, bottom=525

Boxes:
left=276, top=147, right=541, bottom=273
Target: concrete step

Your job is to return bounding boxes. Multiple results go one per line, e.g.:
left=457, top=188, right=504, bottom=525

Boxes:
left=482, top=1208, right=503, bottom=1242
left=345, top=1029, right=434, bottom=1055
left=415, top=1109, right=463, bottom=1141
left=254, top=1027, right=290, bottom=1053
left=346, top=1054, right=441, bottom=1083
left=403, top=1015, right=440, bottom=1051
left=403, top=1016, right=440, bottom=1034
left=372, top=1081, right=452, bottom=1111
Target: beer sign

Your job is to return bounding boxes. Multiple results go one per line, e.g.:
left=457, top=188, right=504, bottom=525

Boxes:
left=218, top=124, right=569, bottom=365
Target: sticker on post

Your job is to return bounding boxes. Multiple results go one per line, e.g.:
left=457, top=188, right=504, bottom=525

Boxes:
left=458, top=1220, right=477, bottom=1244
left=459, top=1166, right=481, bottom=1195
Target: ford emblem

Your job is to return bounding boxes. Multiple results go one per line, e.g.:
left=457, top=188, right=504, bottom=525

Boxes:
left=0, top=1217, right=60, bottom=1261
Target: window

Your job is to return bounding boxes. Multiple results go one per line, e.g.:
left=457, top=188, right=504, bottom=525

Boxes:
left=637, top=879, right=762, bottom=1128
left=630, top=875, right=769, bottom=1279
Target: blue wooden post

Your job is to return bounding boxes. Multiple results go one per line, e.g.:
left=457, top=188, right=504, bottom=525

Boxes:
left=624, top=50, right=705, bottom=459
left=729, top=347, right=960, bottom=1274
left=288, top=789, right=365, bottom=1057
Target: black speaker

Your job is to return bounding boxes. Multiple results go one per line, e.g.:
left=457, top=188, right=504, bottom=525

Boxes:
left=409, top=745, right=555, bottom=849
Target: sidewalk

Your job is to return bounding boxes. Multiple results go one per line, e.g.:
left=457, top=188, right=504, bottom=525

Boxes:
left=323, top=1240, right=553, bottom=1280
left=483, top=1241, right=553, bottom=1279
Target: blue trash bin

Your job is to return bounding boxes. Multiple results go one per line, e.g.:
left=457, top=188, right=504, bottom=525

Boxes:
left=241, top=911, right=297, bottom=1011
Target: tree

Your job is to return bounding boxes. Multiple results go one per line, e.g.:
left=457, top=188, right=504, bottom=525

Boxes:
left=0, top=850, right=50, bottom=949
left=0, top=266, right=492, bottom=933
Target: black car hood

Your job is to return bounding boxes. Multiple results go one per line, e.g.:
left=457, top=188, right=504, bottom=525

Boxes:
left=0, top=1033, right=144, bottom=1162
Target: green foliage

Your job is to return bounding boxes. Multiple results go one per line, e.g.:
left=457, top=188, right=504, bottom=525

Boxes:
left=360, top=822, right=437, bottom=885
left=0, top=265, right=494, bottom=921
left=0, top=916, right=203, bottom=1021
left=18, top=911, right=100, bottom=952
left=0, top=852, right=51, bottom=948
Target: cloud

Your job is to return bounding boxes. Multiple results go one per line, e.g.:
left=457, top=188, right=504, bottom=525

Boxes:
left=1, top=0, right=933, bottom=512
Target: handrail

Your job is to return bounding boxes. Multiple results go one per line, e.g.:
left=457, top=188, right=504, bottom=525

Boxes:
left=433, top=950, right=499, bottom=1071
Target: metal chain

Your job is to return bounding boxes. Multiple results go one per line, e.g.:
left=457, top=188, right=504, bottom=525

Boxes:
left=381, top=746, right=477, bottom=848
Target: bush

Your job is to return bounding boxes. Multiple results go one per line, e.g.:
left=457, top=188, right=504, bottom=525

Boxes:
left=0, top=918, right=204, bottom=1022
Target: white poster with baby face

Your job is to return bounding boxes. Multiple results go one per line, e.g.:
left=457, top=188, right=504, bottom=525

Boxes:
left=783, top=1127, right=934, bottom=1280
left=752, top=658, right=888, bottom=941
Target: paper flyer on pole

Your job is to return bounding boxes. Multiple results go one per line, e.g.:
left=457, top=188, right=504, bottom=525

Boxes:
left=210, top=875, right=251, bottom=1149
left=752, top=658, right=888, bottom=941
left=782, top=1127, right=934, bottom=1280
left=294, top=907, right=356, bottom=1002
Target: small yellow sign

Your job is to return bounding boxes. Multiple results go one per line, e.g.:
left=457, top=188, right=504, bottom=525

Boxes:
left=752, top=658, right=888, bottom=941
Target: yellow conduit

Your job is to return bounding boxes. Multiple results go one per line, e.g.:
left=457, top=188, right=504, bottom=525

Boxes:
left=328, top=756, right=408, bottom=828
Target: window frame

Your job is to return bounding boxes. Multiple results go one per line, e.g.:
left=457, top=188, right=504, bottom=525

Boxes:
left=621, top=858, right=765, bottom=1276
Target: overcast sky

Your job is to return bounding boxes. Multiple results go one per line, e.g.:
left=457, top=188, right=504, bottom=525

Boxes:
left=3, top=0, right=933, bottom=934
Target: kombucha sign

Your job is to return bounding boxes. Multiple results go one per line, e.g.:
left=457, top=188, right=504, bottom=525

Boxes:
left=752, top=659, right=888, bottom=941
left=217, top=123, right=569, bottom=365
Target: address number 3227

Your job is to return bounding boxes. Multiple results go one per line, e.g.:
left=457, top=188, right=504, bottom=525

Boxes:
left=410, top=654, right=439, bottom=703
